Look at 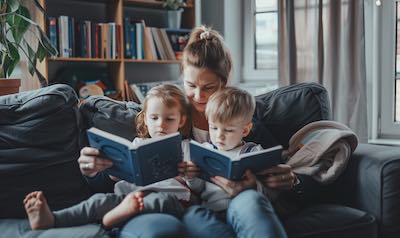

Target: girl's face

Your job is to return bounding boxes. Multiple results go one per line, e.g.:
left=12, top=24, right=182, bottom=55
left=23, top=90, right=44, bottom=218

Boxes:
left=144, top=98, right=186, bottom=138
left=182, top=65, right=222, bottom=113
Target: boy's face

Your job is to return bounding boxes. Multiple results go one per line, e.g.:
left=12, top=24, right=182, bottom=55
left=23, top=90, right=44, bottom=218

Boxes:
left=208, top=118, right=252, bottom=151
left=145, top=98, right=186, bottom=138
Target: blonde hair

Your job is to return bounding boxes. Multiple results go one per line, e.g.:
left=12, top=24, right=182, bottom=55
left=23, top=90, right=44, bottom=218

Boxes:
left=136, top=84, right=190, bottom=138
left=182, top=25, right=232, bottom=86
left=205, top=87, right=255, bottom=124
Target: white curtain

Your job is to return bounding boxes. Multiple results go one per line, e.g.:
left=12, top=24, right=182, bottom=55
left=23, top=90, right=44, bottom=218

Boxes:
left=278, top=0, right=368, bottom=142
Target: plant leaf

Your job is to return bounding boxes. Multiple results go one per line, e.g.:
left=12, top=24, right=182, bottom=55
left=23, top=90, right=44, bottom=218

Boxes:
left=11, top=5, right=30, bottom=44
left=37, top=28, right=58, bottom=56
left=26, top=43, right=37, bottom=76
left=36, top=43, right=47, bottom=62
left=6, top=0, right=19, bottom=12
left=4, top=43, right=19, bottom=77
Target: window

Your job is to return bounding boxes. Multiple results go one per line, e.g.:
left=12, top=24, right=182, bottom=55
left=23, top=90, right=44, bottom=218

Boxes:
left=242, top=0, right=279, bottom=84
left=374, top=0, right=400, bottom=140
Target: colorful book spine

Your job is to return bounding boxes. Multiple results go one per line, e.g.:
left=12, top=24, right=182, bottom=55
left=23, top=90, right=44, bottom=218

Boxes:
left=48, top=17, right=58, bottom=52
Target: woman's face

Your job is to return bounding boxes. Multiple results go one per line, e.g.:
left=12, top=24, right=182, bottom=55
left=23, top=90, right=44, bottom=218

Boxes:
left=182, top=65, right=222, bottom=113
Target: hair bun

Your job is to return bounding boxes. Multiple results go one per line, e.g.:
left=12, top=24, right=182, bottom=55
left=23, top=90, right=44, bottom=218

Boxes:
left=199, top=30, right=211, bottom=40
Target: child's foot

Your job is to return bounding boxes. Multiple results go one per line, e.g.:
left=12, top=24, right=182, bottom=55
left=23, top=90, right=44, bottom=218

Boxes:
left=23, top=191, right=55, bottom=230
left=102, top=191, right=144, bottom=228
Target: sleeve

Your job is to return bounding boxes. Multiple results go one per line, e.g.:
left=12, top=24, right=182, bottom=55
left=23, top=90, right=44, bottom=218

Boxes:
left=84, top=172, right=116, bottom=193
left=185, top=177, right=206, bottom=195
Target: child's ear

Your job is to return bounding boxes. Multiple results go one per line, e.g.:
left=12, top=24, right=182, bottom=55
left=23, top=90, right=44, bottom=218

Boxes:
left=242, top=122, right=253, bottom=137
left=179, top=115, right=187, bottom=128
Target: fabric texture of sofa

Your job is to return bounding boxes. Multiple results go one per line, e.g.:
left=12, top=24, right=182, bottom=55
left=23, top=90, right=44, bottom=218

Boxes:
left=0, top=83, right=399, bottom=238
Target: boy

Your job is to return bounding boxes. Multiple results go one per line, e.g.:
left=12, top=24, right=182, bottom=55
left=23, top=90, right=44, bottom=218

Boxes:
left=184, top=86, right=265, bottom=212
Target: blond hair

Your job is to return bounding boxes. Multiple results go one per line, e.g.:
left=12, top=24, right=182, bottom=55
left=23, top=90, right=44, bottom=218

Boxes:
left=136, top=84, right=190, bottom=138
left=182, top=25, right=232, bottom=86
left=205, top=87, right=255, bottom=124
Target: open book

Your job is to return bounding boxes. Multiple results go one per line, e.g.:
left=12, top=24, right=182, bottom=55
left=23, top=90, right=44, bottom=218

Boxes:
left=189, top=140, right=283, bottom=180
left=87, top=128, right=183, bottom=186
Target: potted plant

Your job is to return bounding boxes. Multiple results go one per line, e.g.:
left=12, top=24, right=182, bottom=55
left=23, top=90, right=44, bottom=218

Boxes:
left=0, top=0, right=57, bottom=95
left=162, top=0, right=186, bottom=29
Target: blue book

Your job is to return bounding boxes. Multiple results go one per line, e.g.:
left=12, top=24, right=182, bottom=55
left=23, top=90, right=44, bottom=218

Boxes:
left=48, top=17, right=58, bottom=51
left=189, top=141, right=283, bottom=181
left=87, top=128, right=183, bottom=186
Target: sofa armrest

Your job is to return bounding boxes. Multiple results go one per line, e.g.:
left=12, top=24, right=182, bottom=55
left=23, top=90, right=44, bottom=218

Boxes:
left=327, top=143, right=400, bottom=238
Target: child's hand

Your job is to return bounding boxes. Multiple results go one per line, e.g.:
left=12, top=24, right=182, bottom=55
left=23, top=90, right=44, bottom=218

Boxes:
left=185, top=161, right=200, bottom=179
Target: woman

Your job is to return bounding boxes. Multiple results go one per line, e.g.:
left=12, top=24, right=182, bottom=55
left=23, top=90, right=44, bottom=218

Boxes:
left=178, top=26, right=295, bottom=238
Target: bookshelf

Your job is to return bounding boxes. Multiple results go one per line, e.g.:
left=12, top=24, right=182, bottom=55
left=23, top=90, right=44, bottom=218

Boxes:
left=38, top=0, right=197, bottom=100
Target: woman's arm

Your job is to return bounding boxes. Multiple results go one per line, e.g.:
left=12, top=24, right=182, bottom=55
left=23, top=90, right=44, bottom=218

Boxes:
left=210, top=170, right=257, bottom=197
left=77, top=147, right=115, bottom=193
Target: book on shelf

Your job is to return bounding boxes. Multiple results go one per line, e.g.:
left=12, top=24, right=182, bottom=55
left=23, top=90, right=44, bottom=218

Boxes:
left=48, top=17, right=58, bottom=51
left=189, top=140, right=283, bottom=181
left=165, top=28, right=191, bottom=59
left=48, top=16, right=120, bottom=59
left=87, top=128, right=183, bottom=186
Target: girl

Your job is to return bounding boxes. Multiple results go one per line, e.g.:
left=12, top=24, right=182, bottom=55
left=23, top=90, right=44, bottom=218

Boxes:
left=180, top=26, right=289, bottom=238
left=24, top=84, right=191, bottom=235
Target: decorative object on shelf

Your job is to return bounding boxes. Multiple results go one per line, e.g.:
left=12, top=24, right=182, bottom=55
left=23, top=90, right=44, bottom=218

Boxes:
left=162, top=0, right=186, bottom=29
left=0, top=0, right=58, bottom=92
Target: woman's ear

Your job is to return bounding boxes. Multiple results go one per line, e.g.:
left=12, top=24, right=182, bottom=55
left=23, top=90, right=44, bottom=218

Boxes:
left=242, top=122, right=253, bottom=137
left=179, top=115, right=187, bottom=128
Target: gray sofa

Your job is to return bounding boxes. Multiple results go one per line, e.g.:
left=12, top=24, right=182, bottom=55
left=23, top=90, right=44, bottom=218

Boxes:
left=0, top=83, right=399, bottom=238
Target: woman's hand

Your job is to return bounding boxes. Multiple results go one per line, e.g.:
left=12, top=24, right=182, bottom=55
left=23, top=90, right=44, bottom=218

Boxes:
left=177, top=161, right=201, bottom=179
left=211, top=170, right=257, bottom=197
left=256, top=164, right=296, bottom=190
left=77, top=147, right=113, bottom=177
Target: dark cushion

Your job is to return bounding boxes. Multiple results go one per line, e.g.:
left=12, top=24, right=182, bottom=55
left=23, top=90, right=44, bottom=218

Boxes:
left=247, top=82, right=331, bottom=149
left=0, top=84, right=91, bottom=218
left=325, top=144, right=400, bottom=238
left=284, top=204, right=377, bottom=238
left=79, top=96, right=141, bottom=143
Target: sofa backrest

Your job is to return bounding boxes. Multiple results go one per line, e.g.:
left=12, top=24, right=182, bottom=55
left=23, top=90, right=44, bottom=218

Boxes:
left=79, top=96, right=142, bottom=143
left=0, top=84, right=91, bottom=218
left=246, top=82, right=332, bottom=149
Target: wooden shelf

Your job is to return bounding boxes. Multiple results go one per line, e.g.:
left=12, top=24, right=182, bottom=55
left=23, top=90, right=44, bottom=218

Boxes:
left=124, top=0, right=193, bottom=9
left=41, top=0, right=196, bottom=101
left=124, top=59, right=180, bottom=64
left=48, top=57, right=122, bottom=63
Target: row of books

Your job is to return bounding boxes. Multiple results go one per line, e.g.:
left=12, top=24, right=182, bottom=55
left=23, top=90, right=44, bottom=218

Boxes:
left=124, top=18, right=176, bottom=60
left=48, top=16, right=121, bottom=59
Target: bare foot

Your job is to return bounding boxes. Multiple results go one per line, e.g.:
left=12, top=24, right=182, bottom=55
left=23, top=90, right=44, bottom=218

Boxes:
left=23, top=191, right=55, bottom=230
left=102, top=191, right=144, bottom=228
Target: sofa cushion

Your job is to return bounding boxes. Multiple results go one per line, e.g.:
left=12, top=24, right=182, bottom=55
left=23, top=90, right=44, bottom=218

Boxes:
left=326, top=144, right=400, bottom=238
left=247, top=82, right=331, bottom=149
left=79, top=96, right=141, bottom=143
left=0, top=84, right=91, bottom=218
left=284, top=204, right=377, bottom=238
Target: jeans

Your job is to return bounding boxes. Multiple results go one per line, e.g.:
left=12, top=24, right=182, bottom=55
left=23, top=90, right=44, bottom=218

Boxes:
left=118, top=214, right=188, bottom=238
left=182, top=190, right=287, bottom=238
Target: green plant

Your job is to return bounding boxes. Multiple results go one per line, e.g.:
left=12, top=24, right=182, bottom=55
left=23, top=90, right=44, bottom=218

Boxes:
left=162, top=0, right=186, bottom=10
left=0, top=0, right=57, bottom=86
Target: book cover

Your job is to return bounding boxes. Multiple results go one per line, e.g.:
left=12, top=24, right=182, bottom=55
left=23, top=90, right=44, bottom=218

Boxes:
left=87, top=128, right=183, bottom=186
left=189, top=141, right=283, bottom=181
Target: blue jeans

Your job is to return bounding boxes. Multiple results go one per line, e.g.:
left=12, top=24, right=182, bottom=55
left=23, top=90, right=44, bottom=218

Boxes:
left=182, top=190, right=287, bottom=238
left=118, top=214, right=188, bottom=238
